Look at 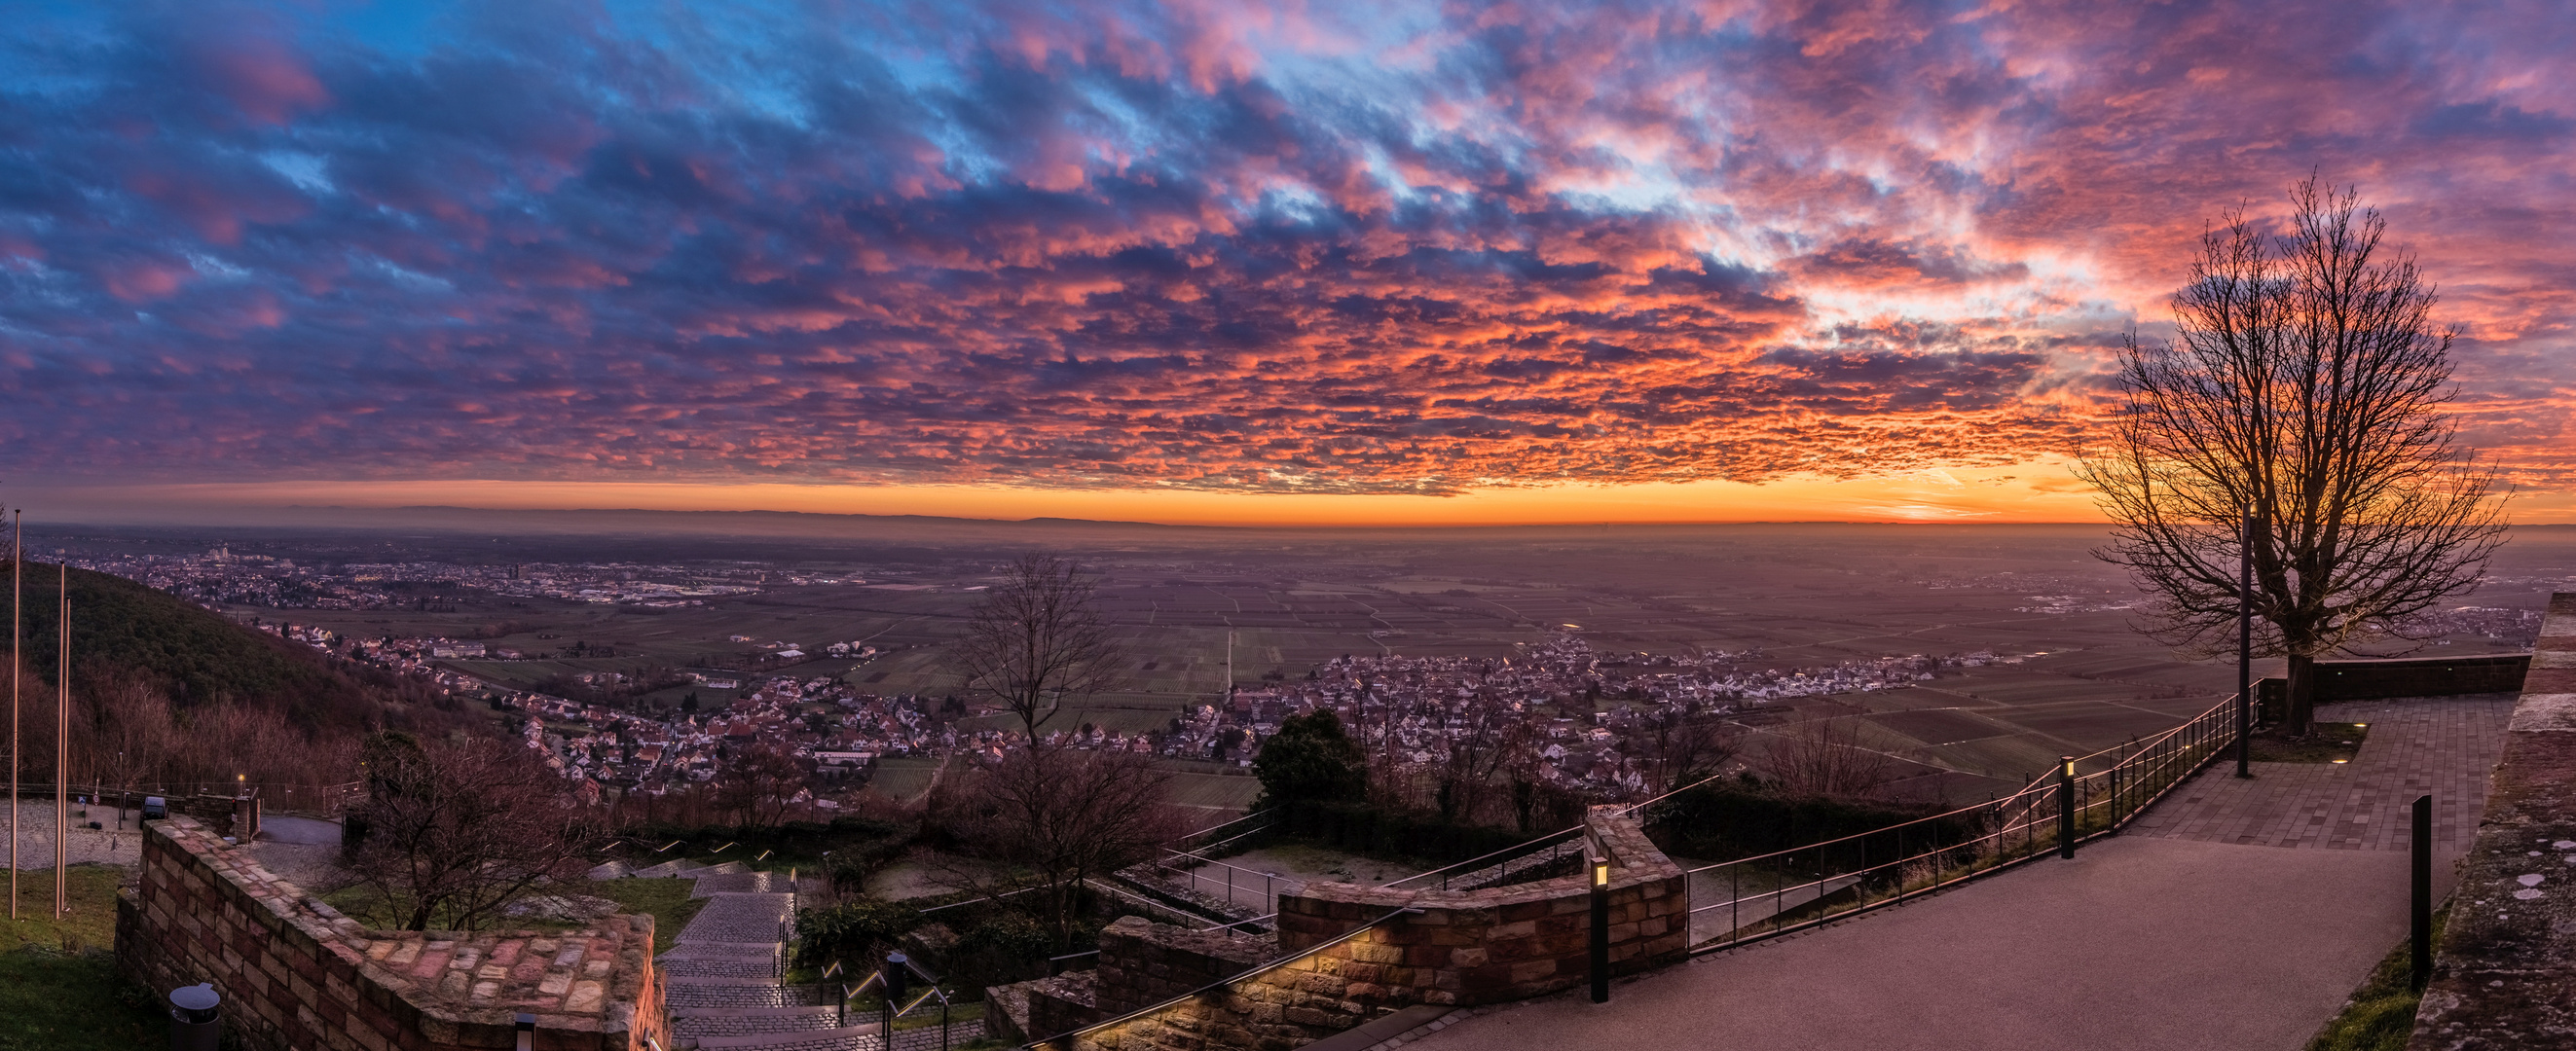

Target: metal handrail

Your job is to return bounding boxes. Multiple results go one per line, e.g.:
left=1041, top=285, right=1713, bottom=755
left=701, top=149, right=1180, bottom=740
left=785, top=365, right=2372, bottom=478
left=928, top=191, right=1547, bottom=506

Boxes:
left=1169, top=809, right=1277, bottom=850
left=1676, top=693, right=2243, bottom=955
left=1022, top=905, right=1422, bottom=1051
left=915, top=886, right=1046, bottom=915
left=1199, top=912, right=1277, bottom=933
left=1378, top=823, right=1586, bottom=888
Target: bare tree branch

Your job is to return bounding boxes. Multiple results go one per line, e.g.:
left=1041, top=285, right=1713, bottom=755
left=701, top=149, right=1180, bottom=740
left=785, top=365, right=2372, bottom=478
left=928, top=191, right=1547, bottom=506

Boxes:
left=2077, top=174, right=2507, bottom=732
left=952, top=554, right=1127, bottom=743
left=342, top=732, right=604, bottom=932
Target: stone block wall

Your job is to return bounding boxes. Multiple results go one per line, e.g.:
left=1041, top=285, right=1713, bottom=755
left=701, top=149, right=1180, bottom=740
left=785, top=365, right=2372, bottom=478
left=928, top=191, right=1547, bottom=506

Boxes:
left=115, top=815, right=665, bottom=1051
left=1020, top=807, right=1686, bottom=1051
left=2409, top=594, right=2576, bottom=1049
left=1094, top=916, right=1274, bottom=1010
left=2314, top=654, right=2533, bottom=701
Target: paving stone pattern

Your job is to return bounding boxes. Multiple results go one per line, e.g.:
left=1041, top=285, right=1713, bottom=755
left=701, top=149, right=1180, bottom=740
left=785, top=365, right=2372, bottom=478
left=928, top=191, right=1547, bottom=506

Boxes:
left=671, top=1006, right=846, bottom=1038
left=693, top=870, right=777, bottom=895
left=2124, top=694, right=2516, bottom=852
left=681, top=891, right=798, bottom=945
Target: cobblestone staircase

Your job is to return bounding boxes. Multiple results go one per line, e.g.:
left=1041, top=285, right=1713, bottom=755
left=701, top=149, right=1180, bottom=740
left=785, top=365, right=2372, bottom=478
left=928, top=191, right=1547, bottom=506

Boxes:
left=606, top=863, right=983, bottom=1050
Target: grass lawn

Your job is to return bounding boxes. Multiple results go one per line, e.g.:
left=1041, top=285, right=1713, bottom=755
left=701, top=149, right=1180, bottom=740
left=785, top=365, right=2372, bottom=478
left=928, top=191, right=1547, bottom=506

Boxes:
left=322, top=877, right=708, bottom=955
left=0, top=865, right=165, bottom=1051
left=0, top=865, right=123, bottom=954
left=2250, top=721, right=2370, bottom=763
left=589, top=878, right=709, bottom=954
left=2305, top=905, right=2447, bottom=1051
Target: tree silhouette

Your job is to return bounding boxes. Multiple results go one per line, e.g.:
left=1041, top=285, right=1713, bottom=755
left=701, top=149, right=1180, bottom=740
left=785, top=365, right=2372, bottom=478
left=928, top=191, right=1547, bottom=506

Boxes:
left=951, top=554, right=1126, bottom=743
left=2079, top=175, right=2506, bottom=733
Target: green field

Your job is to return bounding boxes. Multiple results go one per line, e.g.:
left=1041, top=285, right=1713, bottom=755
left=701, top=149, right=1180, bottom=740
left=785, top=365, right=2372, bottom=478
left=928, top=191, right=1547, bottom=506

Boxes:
left=1162, top=772, right=1262, bottom=815
left=863, top=756, right=946, bottom=802
left=0, top=867, right=164, bottom=1051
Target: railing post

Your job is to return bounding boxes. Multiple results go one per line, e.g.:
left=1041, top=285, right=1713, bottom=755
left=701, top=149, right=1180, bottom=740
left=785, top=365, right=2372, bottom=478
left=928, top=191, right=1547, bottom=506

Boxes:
left=2237, top=511, right=2255, bottom=778
left=2412, top=794, right=2434, bottom=990
left=1589, top=855, right=1610, bottom=1003
left=2056, top=757, right=2077, bottom=858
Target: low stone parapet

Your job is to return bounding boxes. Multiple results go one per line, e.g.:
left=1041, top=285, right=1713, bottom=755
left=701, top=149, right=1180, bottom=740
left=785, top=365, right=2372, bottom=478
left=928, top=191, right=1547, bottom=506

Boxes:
left=2410, top=593, right=2576, bottom=1049
left=115, top=815, right=665, bottom=1050
left=1007, top=806, right=1686, bottom=1051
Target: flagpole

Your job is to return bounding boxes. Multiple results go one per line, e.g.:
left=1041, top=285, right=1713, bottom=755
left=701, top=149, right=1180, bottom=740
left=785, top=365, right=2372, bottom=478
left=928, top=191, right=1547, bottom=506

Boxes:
left=10, top=509, right=19, bottom=919
left=56, top=561, right=67, bottom=919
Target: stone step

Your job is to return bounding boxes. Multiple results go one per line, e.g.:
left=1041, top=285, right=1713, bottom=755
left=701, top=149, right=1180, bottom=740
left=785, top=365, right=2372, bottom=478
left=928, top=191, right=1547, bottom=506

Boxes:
left=691, top=871, right=775, bottom=896
left=691, top=1024, right=878, bottom=1051
left=670, top=1005, right=849, bottom=1039
left=677, top=892, right=796, bottom=945
left=661, top=956, right=785, bottom=979
left=682, top=860, right=754, bottom=877
left=665, top=978, right=796, bottom=1010
left=689, top=1021, right=984, bottom=1051
left=664, top=943, right=784, bottom=961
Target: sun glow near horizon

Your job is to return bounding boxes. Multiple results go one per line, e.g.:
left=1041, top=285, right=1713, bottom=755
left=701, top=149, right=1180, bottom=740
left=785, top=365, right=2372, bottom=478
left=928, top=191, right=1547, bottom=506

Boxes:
left=25, top=459, right=2573, bottom=529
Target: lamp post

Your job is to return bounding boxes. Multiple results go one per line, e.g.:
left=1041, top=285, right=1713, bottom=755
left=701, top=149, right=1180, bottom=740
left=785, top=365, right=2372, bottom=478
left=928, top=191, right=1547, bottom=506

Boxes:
left=1588, top=856, right=1610, bottom=1003
left=2237, top=511, right=2254, bottom=779
left=883, top=952, right=910, bottom=1040
left=2056, top=756, right=2077, bottom=859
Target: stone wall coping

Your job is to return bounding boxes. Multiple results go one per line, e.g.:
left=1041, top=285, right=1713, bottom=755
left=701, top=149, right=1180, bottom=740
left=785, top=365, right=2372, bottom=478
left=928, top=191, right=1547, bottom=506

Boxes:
left=1282, top=808, right=1682, bottom=919
left=2409, top=593, right=2576, bottom=1050
left=139, top=815, right=658, bottom=1045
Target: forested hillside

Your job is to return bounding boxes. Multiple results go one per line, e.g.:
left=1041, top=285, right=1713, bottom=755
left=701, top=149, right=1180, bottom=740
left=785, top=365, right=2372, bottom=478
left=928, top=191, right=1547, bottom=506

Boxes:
left=2, top=562, right=482, bottom=795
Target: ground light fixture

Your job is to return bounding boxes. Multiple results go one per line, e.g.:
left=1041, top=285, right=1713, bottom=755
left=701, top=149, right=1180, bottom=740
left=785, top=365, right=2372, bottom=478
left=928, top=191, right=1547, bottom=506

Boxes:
left=515, top=1013, right=535, bottom=1051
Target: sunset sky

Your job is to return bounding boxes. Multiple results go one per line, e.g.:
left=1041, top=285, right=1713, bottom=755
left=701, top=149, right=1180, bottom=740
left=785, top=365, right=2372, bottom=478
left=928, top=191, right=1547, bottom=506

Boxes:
left=2, top=0, right=2570, bottom=526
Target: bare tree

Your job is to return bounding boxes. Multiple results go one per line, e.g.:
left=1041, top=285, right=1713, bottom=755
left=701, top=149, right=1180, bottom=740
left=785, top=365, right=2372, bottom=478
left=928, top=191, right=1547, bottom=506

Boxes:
left=1762, top=718, right=1895, bottom=801
left=1434, top=694, right=1527, bottom=822
left=342, top=732, right=604, bottom=932
left=2079, top=176, right=2506, bottom=734
left=938, top=746, right=1179, bottom=950
left=952, top=555, right=1126, bottom=743
left=715, top=743, right=807, bottom=831
left=1633, top=706, right=1740, bottom=796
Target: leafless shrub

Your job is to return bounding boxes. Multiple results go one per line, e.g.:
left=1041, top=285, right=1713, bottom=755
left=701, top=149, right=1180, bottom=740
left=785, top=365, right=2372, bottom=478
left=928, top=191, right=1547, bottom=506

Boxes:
left=1761, top=719, right=1896, bottom=802
left=932, top=747, right=1180, bottom=950
left=341, top=732, right=604, bottom=931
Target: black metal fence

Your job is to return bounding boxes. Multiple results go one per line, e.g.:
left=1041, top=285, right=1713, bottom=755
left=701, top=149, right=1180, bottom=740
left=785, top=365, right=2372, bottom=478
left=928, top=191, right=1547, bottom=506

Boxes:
left=1675, top=693, right=2242, bottom=953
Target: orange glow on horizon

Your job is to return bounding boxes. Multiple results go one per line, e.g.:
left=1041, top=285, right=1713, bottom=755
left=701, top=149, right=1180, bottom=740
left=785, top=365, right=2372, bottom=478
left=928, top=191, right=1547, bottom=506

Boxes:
left=26, top=460, right=2576, bottom=528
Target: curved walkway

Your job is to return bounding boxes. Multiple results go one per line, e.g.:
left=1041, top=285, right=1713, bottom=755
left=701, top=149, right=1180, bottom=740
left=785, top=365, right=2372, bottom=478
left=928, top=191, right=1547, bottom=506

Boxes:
left=1407, top=695, right=2512, bottom=1051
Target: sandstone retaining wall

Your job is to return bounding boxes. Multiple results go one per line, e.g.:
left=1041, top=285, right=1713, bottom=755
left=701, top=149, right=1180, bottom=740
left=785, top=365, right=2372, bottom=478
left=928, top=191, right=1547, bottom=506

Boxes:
left=2409, top=595, right=2576, bottom=1049
left=1014, top=807, right=1686, bottom=1051
left=116, top=815, right=665, bottom=1051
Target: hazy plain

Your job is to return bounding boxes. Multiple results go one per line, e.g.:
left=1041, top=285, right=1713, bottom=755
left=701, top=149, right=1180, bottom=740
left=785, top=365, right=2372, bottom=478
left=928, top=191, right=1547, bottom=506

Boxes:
left=45, top=512, right=2574, bottom=803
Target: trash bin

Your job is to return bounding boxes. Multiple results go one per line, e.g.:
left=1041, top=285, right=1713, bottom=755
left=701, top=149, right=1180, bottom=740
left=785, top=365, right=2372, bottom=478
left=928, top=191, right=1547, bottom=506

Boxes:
left=169, top=983, right=221, bottom=1051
